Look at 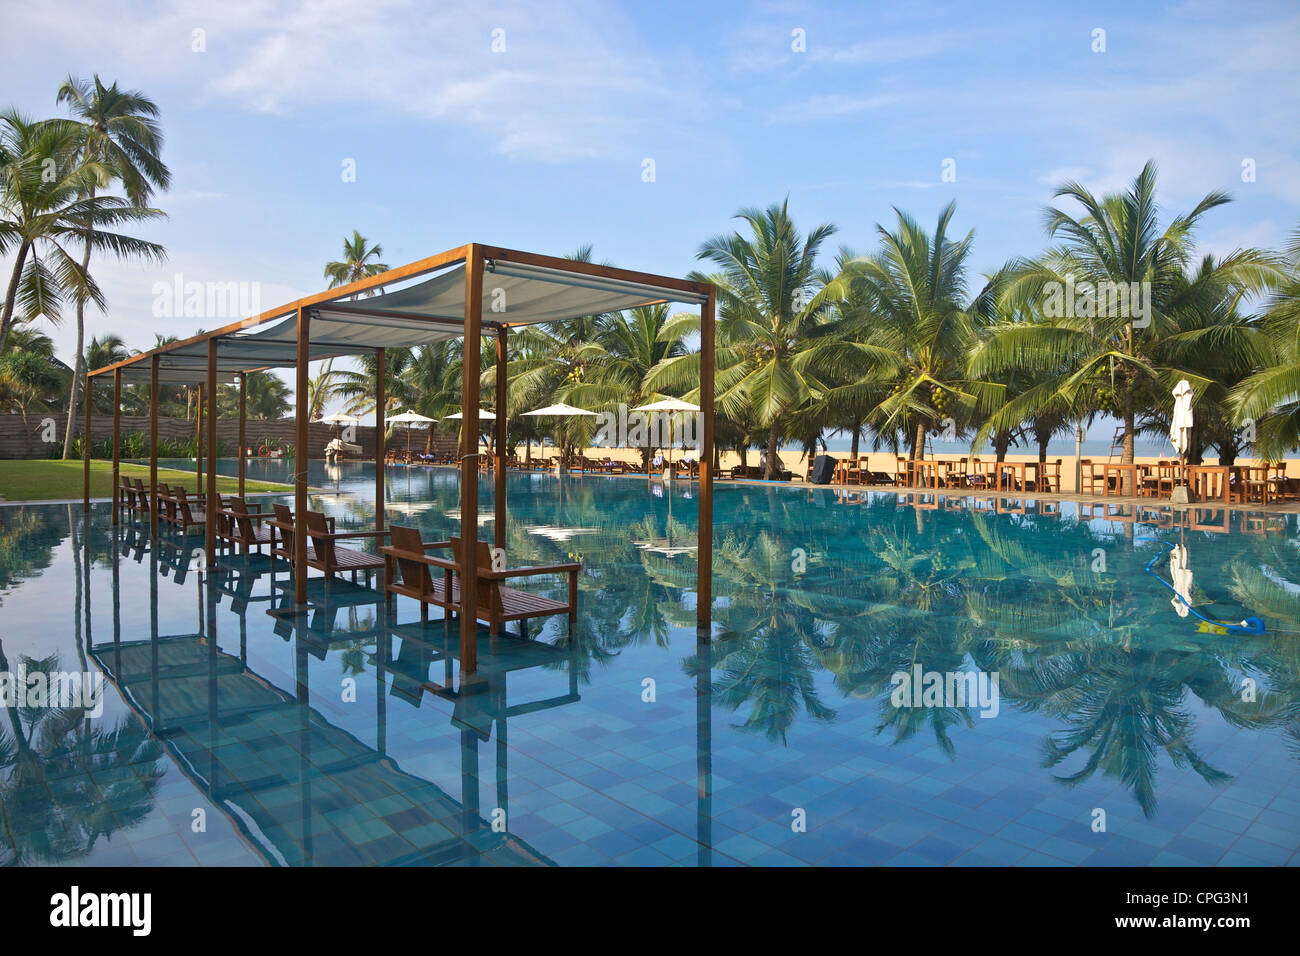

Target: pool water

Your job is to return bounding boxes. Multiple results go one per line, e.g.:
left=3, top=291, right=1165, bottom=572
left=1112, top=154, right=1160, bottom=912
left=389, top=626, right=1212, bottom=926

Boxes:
left=1, top=462, right=1298, bottom=866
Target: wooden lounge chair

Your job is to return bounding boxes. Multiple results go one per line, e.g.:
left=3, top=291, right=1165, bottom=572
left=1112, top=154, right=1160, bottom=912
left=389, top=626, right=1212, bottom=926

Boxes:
left=381, top=524, right=459, bottom=620
left=218, top=496, right=275, bottom=554
left=448, top=535, right=579, bottom=635
left=302, top=510, right=387, bottom=583
left=382, top=528, right=581, bottom=636
left=131, top=478, right=152, bottom=517
left=269, top=503, right=326, bottom=563
left=172, top=488, right=206, bottom=532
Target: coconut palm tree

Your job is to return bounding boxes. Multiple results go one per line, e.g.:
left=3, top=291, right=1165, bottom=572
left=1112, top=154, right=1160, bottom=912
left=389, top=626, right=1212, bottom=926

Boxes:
left=83, top=333, right=130, bottom=413
left=0, top=110, right=164, bottom=356
left=55, top=75, right=171, bottom=459
left=324, top=230, right=388, bottom=297
left=983, top=162, right=1277, bottom=490
left=1232, top=223, right=1300, bottom=459
left=648, top=200, right=840, bottom=479
left=805, top=205, right=998, bottom=462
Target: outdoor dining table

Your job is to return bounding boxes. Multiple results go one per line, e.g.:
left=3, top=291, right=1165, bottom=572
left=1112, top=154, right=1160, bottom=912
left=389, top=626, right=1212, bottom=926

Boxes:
left=1188, top=464, right=1230, bottom=504
left=992, top=460, right=1039, bottom=493
left=1102, top=462, right=1140, bottom=497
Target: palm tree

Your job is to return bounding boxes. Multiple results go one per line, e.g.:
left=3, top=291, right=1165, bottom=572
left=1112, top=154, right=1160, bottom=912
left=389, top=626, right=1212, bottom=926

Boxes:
left=807, top=204, right=997, bottom=462
left=0, top=330, right=63, bottom=454
left=55, top=75, right=171, bottom=459
left=565, top=304, right=689, bottom=469
left=324, top=230, right=388, bottom=297
left=243, top=370, right=292, bottom=420
left=0, top=110, right=163, bottom=355
left=1232, top=223, right=1300, bottom=458
left=650, top=200, right=839, bottom=479
left=983, top=162, right=1277, bottom=490
left=84, top=333, right=129, bottom=413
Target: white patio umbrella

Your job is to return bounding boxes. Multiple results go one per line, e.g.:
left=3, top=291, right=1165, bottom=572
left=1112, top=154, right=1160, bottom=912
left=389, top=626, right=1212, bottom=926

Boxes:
left=1169, top=543, right=1192, bottom=618
left=444, top=409, right=497, bottom=419
left=386, top=409, right=436, bottom=458
left=523, top=403, right=597, bottom=471
left=1169, top=379, right=1194, bottom=501
left=316, top=412, right=359, bottom=425
left=633, top=398, right=701, bottom=469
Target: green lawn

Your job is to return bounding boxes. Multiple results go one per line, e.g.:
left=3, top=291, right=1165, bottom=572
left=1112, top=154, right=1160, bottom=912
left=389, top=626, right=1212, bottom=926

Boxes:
left=0, top=459, right=290, bottom=502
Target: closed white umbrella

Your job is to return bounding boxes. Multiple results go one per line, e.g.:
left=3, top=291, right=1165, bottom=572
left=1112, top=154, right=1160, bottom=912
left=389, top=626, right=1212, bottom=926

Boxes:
left=1169, top=379, right=1194, bottom=502
left=1169, top=543, right=1193, bottom=618
left=1169, top=380, right=1194, bottom=456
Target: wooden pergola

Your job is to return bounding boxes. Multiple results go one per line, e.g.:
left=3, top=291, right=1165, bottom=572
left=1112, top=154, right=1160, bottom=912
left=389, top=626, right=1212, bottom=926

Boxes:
left=86, top=244, right=716, bottom=673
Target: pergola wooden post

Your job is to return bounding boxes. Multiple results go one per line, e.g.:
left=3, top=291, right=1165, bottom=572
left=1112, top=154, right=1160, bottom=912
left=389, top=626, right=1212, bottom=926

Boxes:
left=111, top=368, right=121, bottom=526
left=237, top=372, right=246, bottom=497
left=494, top=325, right=507, bottom=551
left=697, top=289, right=715, bottom=636
left=375, top=348, right=386, bottom=533
left=293, top=307, right=311, bottom=606
left=195, top=384, right=203, bottom=490
left=149, top=356, right=159, bottom=538
left=82, top=373, right=92, bottom=514
left=205, top=338, right=218, bottom=562
left=460, top=245, right=483, bottom=675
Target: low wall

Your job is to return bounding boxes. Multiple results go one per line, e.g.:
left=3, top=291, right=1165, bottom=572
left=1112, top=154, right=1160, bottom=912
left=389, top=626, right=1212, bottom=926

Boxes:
left=0, top=412, right=460, bottom=460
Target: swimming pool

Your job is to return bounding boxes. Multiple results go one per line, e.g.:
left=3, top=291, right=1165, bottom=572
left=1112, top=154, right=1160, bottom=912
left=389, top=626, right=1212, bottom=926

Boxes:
left=1, top=465, right=1297, bottom=866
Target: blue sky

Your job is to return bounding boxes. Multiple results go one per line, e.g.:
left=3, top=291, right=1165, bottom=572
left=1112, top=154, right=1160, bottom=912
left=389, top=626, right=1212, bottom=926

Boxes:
left=3, top=0, right=1298, bottom=420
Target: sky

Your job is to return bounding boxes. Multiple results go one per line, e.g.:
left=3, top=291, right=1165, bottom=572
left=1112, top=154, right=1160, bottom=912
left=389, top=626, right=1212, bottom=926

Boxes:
left=2, top=0, right=1298, bottom=427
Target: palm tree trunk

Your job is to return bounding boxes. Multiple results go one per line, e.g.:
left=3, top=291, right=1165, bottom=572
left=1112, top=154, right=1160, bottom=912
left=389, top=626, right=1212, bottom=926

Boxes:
left=912, top=421, right=926, bottom=461
left=766, top=423, right=780, bottom=479
left=850, top=418, right=862, bottom=461
left=1122, top=386, right=1136, bottom=494
left=62, top=213, right=95, bottom=459
left=0, top=240, right=32, bottom=355
left=994, top=432, right=1010, bottom=463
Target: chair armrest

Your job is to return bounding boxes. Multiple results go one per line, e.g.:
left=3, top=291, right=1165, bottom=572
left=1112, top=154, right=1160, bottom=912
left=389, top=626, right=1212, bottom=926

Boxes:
left=482, top=562, right=581, bottom=580
left=321, top=529, right=391, bottom=540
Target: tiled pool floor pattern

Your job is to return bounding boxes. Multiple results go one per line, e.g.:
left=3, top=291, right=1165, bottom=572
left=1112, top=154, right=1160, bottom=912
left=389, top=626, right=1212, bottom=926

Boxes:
left=1, top=465, right=1298, bottom=866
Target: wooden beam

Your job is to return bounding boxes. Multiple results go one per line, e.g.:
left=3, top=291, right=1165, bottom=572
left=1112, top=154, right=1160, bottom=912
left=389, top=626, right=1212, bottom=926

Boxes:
left=206, top=338, right=218, bottom=563
left=697, top=289, right=715, bottom=635
left=375, top=348, right=386, bottom=534
left=460, top=245, right=483, bottom=675
left=82, top=371, right=92, bottom=513
left=494, top=326, right=507, bottom=551
left=294, top=307, right=310, bottom=606
left=237, top=372, right=246, bottom=497
left=150, top=356, right=159, bottom=538
left=111, top=368, right=121, bottom=526
left=195, top=384, right=203, bottom=489
left=479, top=245, right=713, bottom=298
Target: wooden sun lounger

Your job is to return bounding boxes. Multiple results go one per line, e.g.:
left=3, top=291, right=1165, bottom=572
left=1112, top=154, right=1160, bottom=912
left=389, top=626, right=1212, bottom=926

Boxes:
left=217, top=496, right=276, bottom=554
left=302, top=509, right=388, bottom=582
left=381, top=526, right=580, bottom=635
left=268, top=503, right=325, bottom=563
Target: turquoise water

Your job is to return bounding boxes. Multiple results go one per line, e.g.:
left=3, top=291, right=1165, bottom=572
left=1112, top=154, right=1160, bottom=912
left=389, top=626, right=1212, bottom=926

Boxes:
left=1, top=462, right=1298, bottom=866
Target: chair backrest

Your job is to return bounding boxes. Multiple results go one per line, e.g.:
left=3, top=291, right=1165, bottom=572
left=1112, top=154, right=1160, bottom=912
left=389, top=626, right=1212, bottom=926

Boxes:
left=303, top=510, right=335, bottom=569
left=389, top=525, right=432, bottom=594
left=273, top=503, right=294, bottom=551
left=449, top=535, right=502, bottom=613
left=227, top=496, right=256, bottom=540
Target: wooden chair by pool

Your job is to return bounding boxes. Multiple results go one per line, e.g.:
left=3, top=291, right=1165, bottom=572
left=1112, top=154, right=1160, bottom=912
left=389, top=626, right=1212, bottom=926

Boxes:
left=302, top=509, right=388, bottom=584
left=172, top=488, right=207, bottom=532
left=269, top=503, right=327, bottom=563
left=130, top=478, right=152, bottom=517
left=381, top=526, right=580, bottom=635
left=449, top=535, right=580, bottom=635
left=218, top=496, right=275, bottom=554
left=381, top=524, right=458, bottom=621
